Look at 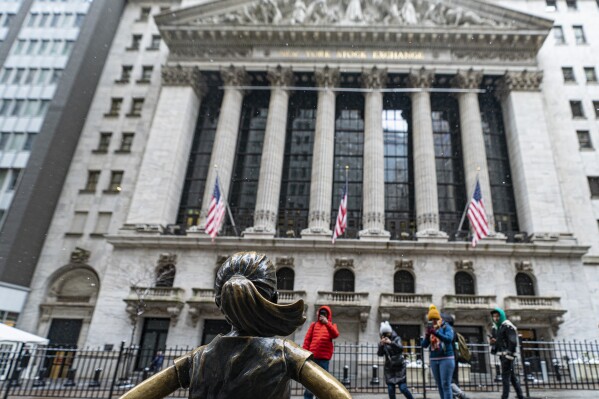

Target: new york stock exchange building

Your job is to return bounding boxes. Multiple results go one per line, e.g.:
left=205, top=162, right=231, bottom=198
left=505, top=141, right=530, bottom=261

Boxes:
left=17, top=0, right=599, bottom=363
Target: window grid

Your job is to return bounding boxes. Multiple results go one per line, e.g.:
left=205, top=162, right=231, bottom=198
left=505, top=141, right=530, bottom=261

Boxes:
left=106, top=171, right=124, bottom=192
left=105, top=98, right=122, bottom=117
left=589, top=177, right=599, bottom=198
left=577, top=130, right=593, bottom=149
left=584, top=67, right=597, bottom=83
left=562, top=67, right=576, bottom=83
left=117, top=65, right=132, bottom=83
left=118, top=133, right=134, bottom=152
left=566, top=0, right=577, bottom=11
left=545, top=0, right=557, bottom=12
left=553, top=26, right=565, bottom=44
left=570, top=100, right=585, bottom=118
left=128, top=34, right=142, bottom=50
left=333, top=269, right=355, bottom=292
left=95, top=132, right=111, bottom=153
left=138, top=7, right=151, bottom=21
left=139, top=66, right=153, bottom=82
left=127, top=98, right=144, bottom=117
left=573, top=25, right=587, bottom=44
left=593, top=101, right=599, bottom=118
left=148, top=35, right=161, bottom=50
left=84, top=170, right=100, bottom=192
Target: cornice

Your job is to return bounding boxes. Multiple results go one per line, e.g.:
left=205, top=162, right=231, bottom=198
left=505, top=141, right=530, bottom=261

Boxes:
left=105, top=234, right=590, bottom=259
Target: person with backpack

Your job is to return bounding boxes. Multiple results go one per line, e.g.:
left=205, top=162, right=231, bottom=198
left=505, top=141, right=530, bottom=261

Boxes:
left=489, top=307, right=524, bottom=399
left=422, top=305, right=455, bottom=399
left=377, top=321, right=415, bottom=399
left=441, top=313, right=470, bottom=399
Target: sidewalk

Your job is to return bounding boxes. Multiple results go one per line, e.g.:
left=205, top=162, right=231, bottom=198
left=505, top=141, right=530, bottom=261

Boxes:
left=293, top=390, right=598, bottom=398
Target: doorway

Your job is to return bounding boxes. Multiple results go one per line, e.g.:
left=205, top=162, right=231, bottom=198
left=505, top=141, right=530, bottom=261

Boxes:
left=46, top=318, right=82, bottom=378
left=136, top=318, right=169, bottom=370
left=454, top=325, right=486, bottom=373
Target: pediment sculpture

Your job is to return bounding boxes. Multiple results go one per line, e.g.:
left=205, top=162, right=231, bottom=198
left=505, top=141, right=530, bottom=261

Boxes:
left=195, top=0, right=504, bottom=28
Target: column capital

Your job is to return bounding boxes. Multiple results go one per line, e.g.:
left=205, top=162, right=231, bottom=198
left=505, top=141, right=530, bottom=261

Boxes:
left=220, top=65, right=251, bottom=87
left=451, top=69, right=483, bottom=90
left=161, top=65, right=207, bottom=98
left=407, top=67, right=435, bottom=89
left=315, top=66, right=340, bottom=88
left=362, top=67, right=387, bottom=90
left=495, top=70, right=543, bottom=99
left=267, top=65, right=294, bottom=87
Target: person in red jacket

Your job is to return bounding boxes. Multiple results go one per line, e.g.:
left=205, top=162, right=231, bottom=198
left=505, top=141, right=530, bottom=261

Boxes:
left=302, top=305, right=340, bottom=399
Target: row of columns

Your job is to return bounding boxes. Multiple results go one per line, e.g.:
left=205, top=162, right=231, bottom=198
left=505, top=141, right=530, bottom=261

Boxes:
left=127, top=64, right=568, bottom=242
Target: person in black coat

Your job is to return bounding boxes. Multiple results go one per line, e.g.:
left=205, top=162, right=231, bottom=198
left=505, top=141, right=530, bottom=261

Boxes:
left=377, top=322, right=414, bottom=399
left=490, top=307, right=524, bottom=399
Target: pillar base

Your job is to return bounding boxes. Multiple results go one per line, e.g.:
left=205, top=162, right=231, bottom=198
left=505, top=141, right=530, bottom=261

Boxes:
left=301, top=227, right=333, bottom=240
left=358, top=229, right=390, bottom=242
left=242, top=226, right=276, bottom=239
left=416, top=229, right=448, bottom=243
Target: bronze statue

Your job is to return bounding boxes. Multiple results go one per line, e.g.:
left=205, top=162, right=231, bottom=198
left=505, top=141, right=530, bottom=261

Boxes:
left=120, top=252, right=352, bottom=399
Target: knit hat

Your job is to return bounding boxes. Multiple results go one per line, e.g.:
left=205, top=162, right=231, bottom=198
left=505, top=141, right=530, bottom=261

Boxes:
left=380, top=321, right=392, bottom=335
left=427, top=304, right=441, bottom=320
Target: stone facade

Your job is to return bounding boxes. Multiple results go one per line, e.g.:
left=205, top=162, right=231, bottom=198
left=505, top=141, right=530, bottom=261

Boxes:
left=16, top=0, right=599, bottom=351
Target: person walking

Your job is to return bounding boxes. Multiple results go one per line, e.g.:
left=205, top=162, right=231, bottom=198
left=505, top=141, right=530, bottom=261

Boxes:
left=489, top=307, right=524, bottom=399
left=422, top=304, right=455, bottom=399
left=378, top=321, right=415, bottom=399
left=302, top=305, right=340, bottom=399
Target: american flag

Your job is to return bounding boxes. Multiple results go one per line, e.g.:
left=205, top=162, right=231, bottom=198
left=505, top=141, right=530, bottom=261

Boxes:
left=205, top=177, right=226, bottom=240
left=467, top=180, right=489, bottom=247
left=332, top=181, right=348, bottom=244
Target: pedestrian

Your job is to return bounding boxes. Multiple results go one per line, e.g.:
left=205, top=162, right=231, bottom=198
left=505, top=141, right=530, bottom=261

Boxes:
left=422, top=304, right=455, bottom=399
left=489, top=307, right=524, bottom=399
left=149, top=351, right=164, bottom=373
left=378, top=321, right=414, bottom=399
left=440, top=313, right=469, bottom=399
left=302, top=305, right=340, bottom=399
left=119, top=252, right=351, bottom=399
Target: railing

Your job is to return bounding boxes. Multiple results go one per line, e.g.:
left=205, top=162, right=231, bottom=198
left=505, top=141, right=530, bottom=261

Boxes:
left=126, top=287, right=185, bottom=301
left=277, top=290, right=306, bottom=304
left=443, top=294, right=497, bottom=308
left=504, top=296, right=563, bottom=310
left=379, top=293, right=433, bottom=307
left=316, top=291, right=369, bottom=305
left=2, top=340, right=599, bottom=397
left=189, top=288, right=215, bottom=301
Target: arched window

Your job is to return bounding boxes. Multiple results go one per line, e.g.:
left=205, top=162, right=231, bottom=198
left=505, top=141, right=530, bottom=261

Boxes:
left=515, top=273, right=535, bottom=296
left=48, top=267, right=100, bottom=304
left=155, top=264, right=176, bottom=287
left=277, top=267, right=295, bottom=291
left=454, top=272, right=475, bottom=295
left=394, top=271, right=415, bottom=293
left=333, top=269, right=355, bottom=292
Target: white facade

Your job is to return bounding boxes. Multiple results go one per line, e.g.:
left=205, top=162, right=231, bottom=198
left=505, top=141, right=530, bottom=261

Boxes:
left=15, top=0, right=599, bottom=352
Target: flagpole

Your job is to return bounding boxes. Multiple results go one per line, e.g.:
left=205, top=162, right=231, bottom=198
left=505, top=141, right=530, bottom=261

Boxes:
left=456, top=168, right=481, bottom=236
left=343, top=165, right=348, bottom=239
left=213, top=165, right=239, bottom=237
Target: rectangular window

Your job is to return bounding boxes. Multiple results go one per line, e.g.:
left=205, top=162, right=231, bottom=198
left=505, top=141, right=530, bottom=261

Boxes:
left=23, top=133, right=36, bottom=151
left=62, top=13, right=73, bottom=27
left=117, top=65, right=132, bottom=83
left=0, top=100, right=11, bottom=116
left=139, top=66, right=153, bottom=82
left=11, top=100, right=24, bottom=116
left=26, top=39, right=38, bottom=55
left=39, top=40, right=49, bottom=55
left=12, top=68, right=24, bottom=84
left=127, top=98, right=144, bottom=117
left=49, top=39, right=61, bottom=55
left=553, top=26, right=565, bottom=44
left=50, top=69, right=63, bottom=84
left=84, top=170, right=100, bottom=192
left=577, top=130, right=593, bottom=149
left=148, top=35, right=160, bottom=50
left=573, top=25, right=587, bottom=44
left=570, top=100, right=585, bottom=118
left=105, top=98, right=122, bottom=117
left=13, top=39, right=25, bottom=55
left=37, top=68, right=50, bottom=85
left=118, top=132, right=134, bottom=152
left=50, top=13, right=60, bottom=27
left=566, top=0, right=577, bottom=10
left=8, top=133, right=25, bottom=151
left=0, top=133, right=9, bottom=150
left=27, top=13, right=38, bottom=27
left=69, top=211, right=87, bottom=234
left=546, top=0, right=557, bottom=11
left=39, top=13, right=49, bottom=27
left=37, top=100, right=49, bottom=117
left=24, top=68, right=37, bottom=84
left=95, top=132, right=111, bottom=152
left=106, top=171, right=123, bottom=192
left=93, top=212, right=111, bottom=235
left=24, top=100, right=39, bottom=116
left=562, top=67, right=576, bottom=82
left=128, top=34, right=142, bottom=50
left=74, top=13, right=85, bottom=27
left=0, top=169, right=7, bottom=190
left=138, top=7, right=151, bottom=21
left=585, top=67, right=598, bottom=83
left=589, top=177, right=599, bottom=198
left=0, top=68, right=12, bottom=84
left=8, top=169, right=21, bottom=190
left=594, top=101, right=599, bottom=118
left=62, top=40, right=74, bottom=55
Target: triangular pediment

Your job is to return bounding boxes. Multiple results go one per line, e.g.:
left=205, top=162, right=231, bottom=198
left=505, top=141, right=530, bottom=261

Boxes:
left=156, top=0, right=552, bottom=31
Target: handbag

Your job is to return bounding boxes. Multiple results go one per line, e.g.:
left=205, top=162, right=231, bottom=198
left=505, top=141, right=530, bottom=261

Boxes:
left=384, top=346, right=405, bottom=369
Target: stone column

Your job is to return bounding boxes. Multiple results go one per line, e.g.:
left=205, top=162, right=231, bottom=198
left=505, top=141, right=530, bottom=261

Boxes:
left=244, top=66, right=294, bottom=238
left=359, top=67, right=390, bottom=241
left=301, top=66, right=339, bottom=239
left=198, top=66, right=250, bottom=230
left=451, top=69, right=498, bottom=236
left=126, top=65, right=206, bottom=229
left=408, top=68, right=446, bottom=240
left=496, top=70, right=569, bottom=241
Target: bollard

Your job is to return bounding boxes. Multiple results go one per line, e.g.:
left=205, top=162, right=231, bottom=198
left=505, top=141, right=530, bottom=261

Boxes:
left=89, top=368, right=103, bottom=388
left=370, top=364, right=379, bottom=385
left=552, top=358, right=562, bottom=382
left=63, top=368, right=77, bottom=387
left=142, top=367, right=151, bottom=381
left=32, top=367, right=47, bottom=387
left=342, top=365, right=350, bottom=388
left=524, top=361, right=534, bottom=382
left=540, top=360, right=548, bottom=383
left=8, top=367, right=23, bottom=387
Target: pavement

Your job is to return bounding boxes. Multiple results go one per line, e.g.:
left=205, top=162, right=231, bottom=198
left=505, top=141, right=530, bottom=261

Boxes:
left=292, top=390, right=599, bottom=398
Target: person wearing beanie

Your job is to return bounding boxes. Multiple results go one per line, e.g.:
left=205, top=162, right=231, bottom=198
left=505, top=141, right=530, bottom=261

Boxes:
left=377, top=322, right=414, bottom=399
left=489, top=307, right=524, bottom=399
left=422, top=305, right=455, bottom=399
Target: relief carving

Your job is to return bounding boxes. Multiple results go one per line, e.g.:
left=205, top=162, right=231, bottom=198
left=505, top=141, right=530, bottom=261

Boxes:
left=315, top=66, right=340, bottom=88
left=450, top=69, right=482, bottom=90
left=515, top=261, right=533, bottom=273
left=455, top=260, right=474, bottom=272
left=70, top=247, right=91, bottom=264
left=495, top=70, right=543, bottom=97
left=221, top=65, right=251, bottom=87
left=276, top=256, right=295, bottom=267
left=158, top=253, right=177, bottom=267
left=162, top=65, right=207, bottom=97
left=407, top=67, right=435, bottom=89
left=335, top=258, right=354, bottom=269
left=362, top=67, right=387, bottom=89
left=194, top=0, right=508, bottom=28
left=267, top=65, right=295, bottom=87
left=395, top=259, right=413, bottom=270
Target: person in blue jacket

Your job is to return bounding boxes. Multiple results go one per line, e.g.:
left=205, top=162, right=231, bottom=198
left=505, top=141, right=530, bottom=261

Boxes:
left=422, top=305, right=455, bottom=399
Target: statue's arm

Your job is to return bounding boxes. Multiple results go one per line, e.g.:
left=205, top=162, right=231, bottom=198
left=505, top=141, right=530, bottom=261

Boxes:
left=119, top=365, right=180, bottom=399
left=298, top=360, right=351, bottom=399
